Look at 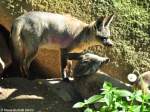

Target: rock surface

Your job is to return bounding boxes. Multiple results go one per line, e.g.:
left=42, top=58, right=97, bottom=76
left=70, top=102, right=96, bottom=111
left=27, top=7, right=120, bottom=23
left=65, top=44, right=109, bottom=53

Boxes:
left=0, top=78, right=80, bottom=112
left=0, top=72, right=132, bottom=112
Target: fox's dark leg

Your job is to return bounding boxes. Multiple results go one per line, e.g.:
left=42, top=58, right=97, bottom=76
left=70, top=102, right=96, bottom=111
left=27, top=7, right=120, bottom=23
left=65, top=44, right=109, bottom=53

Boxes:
left=67, top=52, right=82, bottom=60
left=61, top=48, right=70, bottom=82
left=64, top=60, right=73, bottom=78
left=61, top=49, right=83, bottom=81
left=20, top=60, right=29, bottom=78
left=20, top=46, right=38, bottom=79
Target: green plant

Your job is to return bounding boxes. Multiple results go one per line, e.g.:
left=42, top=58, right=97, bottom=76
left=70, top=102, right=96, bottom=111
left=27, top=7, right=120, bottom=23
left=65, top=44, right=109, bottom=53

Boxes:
left=73, top=82, right=150, bottom=112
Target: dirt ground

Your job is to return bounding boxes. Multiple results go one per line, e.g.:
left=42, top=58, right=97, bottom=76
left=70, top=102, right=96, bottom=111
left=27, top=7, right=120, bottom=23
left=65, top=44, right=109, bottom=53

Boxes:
left=0, top=56, right=134, bottom=112
left=0, top=77, right=82, bottom=112
left=0, top=67, right=135, bottom=112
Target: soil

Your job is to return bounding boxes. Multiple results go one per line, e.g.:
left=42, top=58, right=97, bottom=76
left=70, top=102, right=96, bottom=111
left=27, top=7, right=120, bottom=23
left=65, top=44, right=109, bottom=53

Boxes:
left=0, top=77, right=81, bottom=112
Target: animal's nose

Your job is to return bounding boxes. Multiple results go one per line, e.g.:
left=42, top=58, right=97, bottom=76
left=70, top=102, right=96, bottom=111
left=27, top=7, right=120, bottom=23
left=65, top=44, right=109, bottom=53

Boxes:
left=105, top=58, right=110, bottom=63
left=102, top=58, right=110, bottom=64
left=106, top=39, right=113, bottom=47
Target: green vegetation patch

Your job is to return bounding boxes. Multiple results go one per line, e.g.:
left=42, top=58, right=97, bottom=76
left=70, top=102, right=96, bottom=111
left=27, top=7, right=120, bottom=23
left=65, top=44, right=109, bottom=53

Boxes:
left=73, top=82, right=150, bottom=112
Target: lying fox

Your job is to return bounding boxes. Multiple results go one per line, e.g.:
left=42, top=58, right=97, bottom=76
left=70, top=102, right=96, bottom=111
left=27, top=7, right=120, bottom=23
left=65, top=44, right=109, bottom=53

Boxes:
left=73, top=53, right=110, bottom=78
left=10, top=11, right=114, bottom=79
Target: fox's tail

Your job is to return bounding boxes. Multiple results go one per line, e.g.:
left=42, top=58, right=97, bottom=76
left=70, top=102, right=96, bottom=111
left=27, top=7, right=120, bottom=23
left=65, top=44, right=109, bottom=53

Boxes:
left=9, top=20, right=25, bottom=63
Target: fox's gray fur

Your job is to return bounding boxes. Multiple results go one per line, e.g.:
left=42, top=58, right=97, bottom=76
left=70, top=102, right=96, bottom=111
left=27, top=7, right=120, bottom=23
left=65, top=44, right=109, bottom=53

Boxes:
left=73, top=53, right=110, bottom=77
left=10, top=11, right=114, bottom=78
left=138, top=71, right=150, bottom=94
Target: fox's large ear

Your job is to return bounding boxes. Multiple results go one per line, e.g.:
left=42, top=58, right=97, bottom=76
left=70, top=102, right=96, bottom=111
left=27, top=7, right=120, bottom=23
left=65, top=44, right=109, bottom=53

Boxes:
left=95, top=16, right=106, bottom=30
left=104, top=14, right=114, bottom=27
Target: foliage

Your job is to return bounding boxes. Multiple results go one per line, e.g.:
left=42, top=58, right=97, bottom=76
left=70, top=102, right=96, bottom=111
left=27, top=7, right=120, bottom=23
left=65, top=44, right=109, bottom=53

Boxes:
left=73, top=82, right=150, bottom=112
left=89, top=0, right=150, bottom=74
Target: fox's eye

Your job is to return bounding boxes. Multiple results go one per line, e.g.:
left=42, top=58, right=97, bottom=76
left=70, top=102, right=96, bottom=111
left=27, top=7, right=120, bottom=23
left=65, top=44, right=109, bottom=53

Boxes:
left=96, top=36, right=107, bottom=41
left=100, top=36, right=107, bottom=40
left=96, top=35, right=106, bottom=39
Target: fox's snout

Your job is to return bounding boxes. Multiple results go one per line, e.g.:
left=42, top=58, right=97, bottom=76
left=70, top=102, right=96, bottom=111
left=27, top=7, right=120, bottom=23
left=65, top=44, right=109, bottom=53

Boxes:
left=102, top=38, right=113, bottom=47
left=96, top=36, right=113, bottom=47
left=98, top=57, right=110, bottom=66
left=103, top=58, right=110, bottom=63
left=81, top=53, right=110, bottom=64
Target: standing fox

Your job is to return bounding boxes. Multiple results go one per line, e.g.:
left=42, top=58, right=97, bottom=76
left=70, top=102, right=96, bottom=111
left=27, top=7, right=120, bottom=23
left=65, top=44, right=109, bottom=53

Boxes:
left=10, top=11, right=114, bottom=79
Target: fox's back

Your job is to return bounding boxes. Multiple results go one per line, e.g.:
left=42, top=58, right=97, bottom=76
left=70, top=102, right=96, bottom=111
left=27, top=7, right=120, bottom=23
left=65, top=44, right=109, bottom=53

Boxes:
left=18, top=11, right=87, bottom=35
left=14, top=11, right=87, bottom=49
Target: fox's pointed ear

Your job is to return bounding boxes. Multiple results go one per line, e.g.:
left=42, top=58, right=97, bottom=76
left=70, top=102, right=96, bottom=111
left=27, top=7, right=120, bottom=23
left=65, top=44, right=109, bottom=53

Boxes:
left=104, top=14, right=114, bottom=27
left=95, top=16, right=106, bottom=30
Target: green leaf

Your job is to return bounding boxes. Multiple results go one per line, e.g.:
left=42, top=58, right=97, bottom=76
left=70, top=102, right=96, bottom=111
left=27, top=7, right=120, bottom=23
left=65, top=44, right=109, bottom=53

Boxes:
left=134, top=90, right=143, bottom=102
left=98, top=98, right=105, bottom=103
left=100, top=106, right=109, bottom=112
left=115, top=102, right=127, bottom=112
left=115, top=90, right=132, bottom=97
left=104, top=93, right=112, bottom=106
left=85, top=95, right=102, bottom=104
left=129, top=105, right=141, bottom=112
left=135, top=90, right=143, bottom=96
left=143, top=94, right=150, bottom=100
left=115, top=102, right=123, bottom=108
left=135, top=96, right=143, bottom=102
left=103, top=82, right=112, bottom=91
left=73, top=102, right=85, bottom=108
left=84, top=108, right=93, bottom=112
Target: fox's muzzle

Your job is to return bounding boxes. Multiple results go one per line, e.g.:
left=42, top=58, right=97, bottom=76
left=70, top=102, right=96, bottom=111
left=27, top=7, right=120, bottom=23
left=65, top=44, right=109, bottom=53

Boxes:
left=103, top=38, right=113, bottom=47
left=97, top=36, right=113, bottom=47
left=102, top=58, right=110, bottom=64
